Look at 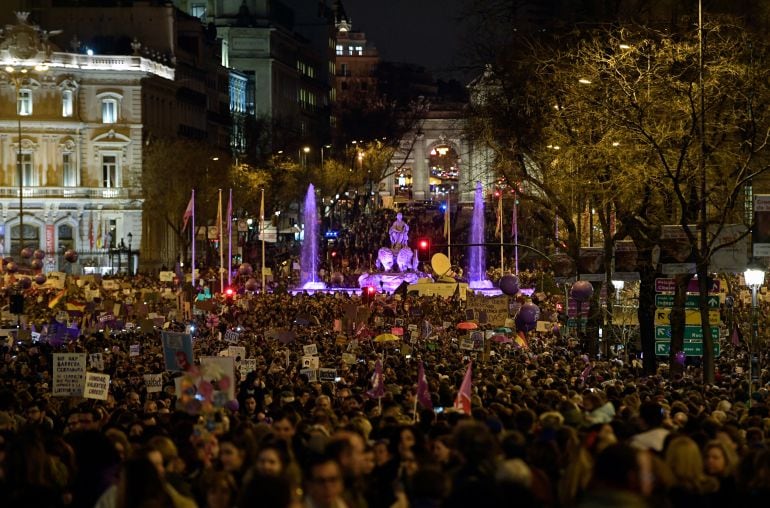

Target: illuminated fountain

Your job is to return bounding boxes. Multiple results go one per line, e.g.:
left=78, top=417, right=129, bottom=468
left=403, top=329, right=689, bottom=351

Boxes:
left=300, top=184, right=326, bottom=290
left=468, top=181, right=494, bottom=289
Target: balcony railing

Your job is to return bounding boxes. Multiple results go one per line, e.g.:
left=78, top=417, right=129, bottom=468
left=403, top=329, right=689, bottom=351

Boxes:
left=0, top=186, right=139, bottom=199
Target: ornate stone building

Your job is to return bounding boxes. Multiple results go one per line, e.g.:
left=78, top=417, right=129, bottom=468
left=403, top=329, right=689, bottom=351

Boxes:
left=0, top=12, right=173, bottom=272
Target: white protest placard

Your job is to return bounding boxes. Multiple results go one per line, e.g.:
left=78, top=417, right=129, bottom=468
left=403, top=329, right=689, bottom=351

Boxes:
left=227, top=346, right=246, bottom=360
left=130, top=344, right=141, bottom=357
left=459, top=337, right=475, bottom=351
left=199, top=356, right=236, bottom=403
left=319, top=368, right=338, bottom=381
left=84, top=372, right=110, bottom=401
left=89, top=353, right=104, bottom=371
left=342, top=353, right=357, bottom=365
left=102, top=280, right=119, bottom=290
left=144, top=374, right=164, bottom=393
left=301, top=355, right=320, bottom=369
left=159, top=271, right=175, bottom=282
left=240, top=358, right=257, bottom=377
left=300, top=368, right=318, bottom=382
left=224, top=330, right=240, bottom=343
left=303, top=344, right=318, bottom=356
left=53, top=353, right=86, bottom=397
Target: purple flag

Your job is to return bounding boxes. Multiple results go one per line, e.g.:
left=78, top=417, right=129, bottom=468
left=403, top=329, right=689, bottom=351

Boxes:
left=367, top=360, right=385, bottom=399
left=417, top=360, right=432, bottom=409
left=731, top=325, right=740, bottom=346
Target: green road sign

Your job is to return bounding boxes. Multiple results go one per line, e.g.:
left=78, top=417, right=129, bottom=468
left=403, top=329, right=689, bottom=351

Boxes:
left=567, top=317, right=587, bottom=327
left=655, top=340, right=720, bottom=357
left=654, top=294, right=720, bottom=309
left=655, top=326, right=719, bottom=340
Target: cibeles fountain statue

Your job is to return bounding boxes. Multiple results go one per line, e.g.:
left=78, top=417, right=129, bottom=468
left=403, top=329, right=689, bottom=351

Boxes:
left=358, top=212, right=425, bottom=293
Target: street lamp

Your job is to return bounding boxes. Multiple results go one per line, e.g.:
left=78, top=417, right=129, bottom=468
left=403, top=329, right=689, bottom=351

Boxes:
left=744, top=264, right=765, bottom=382
left=611, top=279, right=624, bottom=303
left=321, top=144, right=331, bottom=169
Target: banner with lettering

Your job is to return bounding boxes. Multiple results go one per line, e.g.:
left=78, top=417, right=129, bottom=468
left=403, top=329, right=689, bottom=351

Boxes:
left=53, top=353, right=86, bottom=397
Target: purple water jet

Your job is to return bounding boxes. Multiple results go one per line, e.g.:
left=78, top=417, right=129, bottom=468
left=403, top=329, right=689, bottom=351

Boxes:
left=468, top=182, right=493, bottom=289
left=300, top=184, right=326, bottom=290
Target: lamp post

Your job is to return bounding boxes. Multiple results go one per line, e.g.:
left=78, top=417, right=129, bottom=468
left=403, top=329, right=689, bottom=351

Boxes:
left=744, top=264, right=765, bottom=383
left=321, top=144, right=331, bottom=169
left=127, top=232, right=133, bottom=275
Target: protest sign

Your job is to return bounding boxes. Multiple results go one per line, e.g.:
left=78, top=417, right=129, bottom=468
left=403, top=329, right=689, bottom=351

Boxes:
left=84, top=372, right=110, bottom=401
left=319, top=368, right=338, bottom=381
left=144, top=374, right=164, bottom=393
left=199, top=356, right=236, bottom=404
left=240, top=358, right=257, bottom=377
left=301, top=356, right=320, bottom=369
left=224, top=330, right=240, bottom=343
left=52, top=353, right=86, bottom=397
left=342, top=353, right=357, bottom=365
left=303, top=344, right=318, bottom=356
left=466, top=293, right=509, bottom=326
left=89, top=352, right=104, bottom=371
left=227, top=346, right=246, bottom=360
left=129, top=344, right=141, bottom=357
left=161, top=331, right=193, bottom=372
left=300, top=368, right=318, bottom=382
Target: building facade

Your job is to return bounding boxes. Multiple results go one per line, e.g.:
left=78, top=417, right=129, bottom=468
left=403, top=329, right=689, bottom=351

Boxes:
left=0, top=12, right=174, bottom=273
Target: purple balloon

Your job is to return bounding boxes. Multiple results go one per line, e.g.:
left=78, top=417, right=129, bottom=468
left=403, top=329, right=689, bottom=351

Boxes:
left=238, top=263, right=253, bottom=276
left=2, top=257, right=12, bottom=266
left=244, top=278, right=259, bottom=291
left=20, top=247, right=33, bottom=259
left=570, top=280, right=594, bottom=302
left=515, top=302, right=540, bottom=332
left=30, top=259, right=43, bottom=270
left=225, top=399, right=239, bottom=412
left=499, top=275, right=519, bottom=296
left=675, top=351, right=686, bottom=365
left=34, top=273, right=46, bottom=285
left=19, top=278, right=31, bottom=289
left=33, top=249, right=45, bottom=260
left=64, top=250, right=78, bottom=263
left=5, top=261, right=18, bottom=273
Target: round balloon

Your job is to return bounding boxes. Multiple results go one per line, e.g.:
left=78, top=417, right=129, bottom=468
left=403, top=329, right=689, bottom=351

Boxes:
left=675, top=350, right=686, bottom=366
left=30, top=259, right=43, bottom=270
left=33, top=249, right=45, bottom=260
left=499, top=274, right=519, bottom=295
left=570, top=280, right=594, bottom=302
left=244, top=278, right=259, bottom=291
left=5, top=261, right=18, bottom=273
left=34, top=273, right=46, bottom=285
left=64, top=250, right=78, bottom=263
left=515, top=313, right=536, bottom=333
left=19, top=278, right=31, bottom=289
left=519, top=302, right=540, bottom=324
left=238, top=263, right=253, bottom=276
left=20, top=247, right=33, bottom=259
left=225, top=399, right=239, bottom=412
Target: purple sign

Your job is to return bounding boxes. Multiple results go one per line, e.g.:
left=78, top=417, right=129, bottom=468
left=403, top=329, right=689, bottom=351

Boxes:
left=655, top=278, right=719, bottom=293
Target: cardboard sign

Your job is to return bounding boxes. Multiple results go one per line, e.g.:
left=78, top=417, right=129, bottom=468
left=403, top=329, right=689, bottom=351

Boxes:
left=319, top=368, right=338, bottom=381
left=89, top=353, right=104, bottom=371
left=303, top=344, right=318, bottom=356
left=240, top=358, right=257, bottom=376
left=84, top=372, right=110, bottom=401
left=300, top=368, right=318, bottom=382
left=159, top=271, right=175, bottom=282
left=144, top=374, right=164, bottom=393
left=227, top=346, right=246, bottom=360
left=199, top=356, right=236, bottom=404
left=301, top=356, right=320, bottom=369
left=161, top=331, right=194, bottom=372
left=129, top=344, right=141, bottom=357
left=466, top=293, right=509, bottom=326
left=224, top=330, right=240, bottom=343
left=52, top=353, right=86, bottom=397
left=342, top=353, right=357, bottom=365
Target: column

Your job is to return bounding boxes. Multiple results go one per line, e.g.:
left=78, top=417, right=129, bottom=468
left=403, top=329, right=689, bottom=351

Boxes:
left=412, top=134, right=427, bottom=201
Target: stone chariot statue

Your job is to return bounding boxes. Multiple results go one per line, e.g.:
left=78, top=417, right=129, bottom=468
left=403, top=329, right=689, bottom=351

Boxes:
left=377, top=213, right=417, bottom=272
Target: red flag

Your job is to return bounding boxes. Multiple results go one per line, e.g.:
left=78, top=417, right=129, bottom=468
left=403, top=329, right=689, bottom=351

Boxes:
left=182, top=192, right=194, bottom=231
left=453, top=361, right=472, bottom=415
left=367, top=359, right=385, bottom=399
left=514, top=330, right=529, bottom=349
left=88, top=211, right=94, bottom=250
left=417, top=360, right=433, bottom=410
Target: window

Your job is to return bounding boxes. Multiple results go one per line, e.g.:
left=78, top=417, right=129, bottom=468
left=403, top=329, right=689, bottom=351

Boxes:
left=101, top=98, right=118, bottom=123
left=336, top=44, right=343, bottom=56
left=58, top=224, right=74, bottom=252
left=18, top=89, right=32, bottom=116
left=63, top=153, right=77, bottom=187
left=62, top=90, right=74, bottom=117
left=20, top=153, right=35, bottom=186
left=102, top=155, right=119, bottom=188
left=191, top=3, right=206, bottom=19
left=340, top=63, right=349, bottom=76
left=355, top=45, right=363, bottom=56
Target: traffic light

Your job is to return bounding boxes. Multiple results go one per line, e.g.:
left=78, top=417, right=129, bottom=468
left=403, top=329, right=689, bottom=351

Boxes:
left=362, top=285, right=376, bottom=304
left=418, top=238, right=430, bottom=252
left=224, top=287, right=235, bottom=305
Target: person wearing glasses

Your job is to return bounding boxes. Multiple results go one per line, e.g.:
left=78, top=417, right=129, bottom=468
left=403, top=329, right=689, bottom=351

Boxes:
left=304, top=453, right=347, bottom=508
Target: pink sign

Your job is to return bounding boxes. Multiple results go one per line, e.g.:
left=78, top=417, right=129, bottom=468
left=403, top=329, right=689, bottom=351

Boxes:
left=45, top=224, right=55, bottom=254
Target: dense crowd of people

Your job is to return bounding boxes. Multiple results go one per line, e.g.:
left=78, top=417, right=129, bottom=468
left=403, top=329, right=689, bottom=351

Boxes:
left=0, top=267, right=769, bottom=508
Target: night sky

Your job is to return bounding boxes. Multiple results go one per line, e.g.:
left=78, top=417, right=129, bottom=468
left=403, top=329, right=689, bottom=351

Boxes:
left=341, top=0, right=464, bottom=78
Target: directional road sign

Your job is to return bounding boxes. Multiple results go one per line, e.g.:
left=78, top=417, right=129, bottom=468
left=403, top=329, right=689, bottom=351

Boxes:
left=655, top=278, right=720, bottom=293
left=654, top=309, right=720, bottom=326
left=654, top=294, right=720, bottom=309
left=655, top=325, right=719, bottom=340
left=655, top=340, right=720, bottom=357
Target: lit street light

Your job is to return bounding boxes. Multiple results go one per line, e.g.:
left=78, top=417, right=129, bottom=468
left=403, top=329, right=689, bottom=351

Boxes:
left=744, top=264, right=765, bottom=383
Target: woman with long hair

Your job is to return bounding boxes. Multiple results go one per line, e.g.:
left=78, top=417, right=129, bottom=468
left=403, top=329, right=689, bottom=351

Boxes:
left=664, top=435, right=719, bottom=507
